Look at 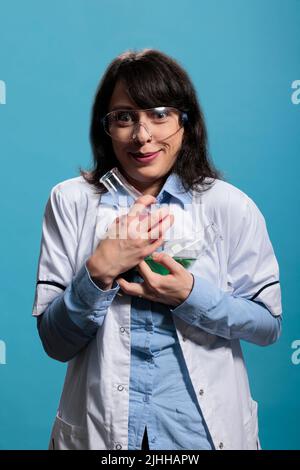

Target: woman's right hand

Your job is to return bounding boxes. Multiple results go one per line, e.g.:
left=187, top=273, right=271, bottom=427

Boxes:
left=86, top=195, right=174, bottom=289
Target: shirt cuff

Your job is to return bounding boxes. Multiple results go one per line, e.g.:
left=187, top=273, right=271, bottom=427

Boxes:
left=169, top=274, right=223, bottom=325
left=72, top=262, right=120, bottom=310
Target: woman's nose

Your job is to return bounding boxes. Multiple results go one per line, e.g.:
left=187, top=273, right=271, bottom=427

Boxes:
left=132, top=122, right=152, bottom=143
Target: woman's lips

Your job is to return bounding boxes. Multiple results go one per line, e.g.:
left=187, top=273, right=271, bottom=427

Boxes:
left=129, top=150, right=161, bottom=163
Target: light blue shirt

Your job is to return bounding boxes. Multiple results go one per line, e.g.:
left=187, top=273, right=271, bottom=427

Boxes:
left=37, top=172, right=281, bottom=450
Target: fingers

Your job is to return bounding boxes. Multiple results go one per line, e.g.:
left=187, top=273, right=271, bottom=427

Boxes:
left=108, top=193, right=175, bottom=252
left=145, top=214, right=174, bottom=253
left=127, top=194, right=157, bottom=217
left=144, top=235, right=165, bottom=256
left=132, top=210, right=174, bottom=243
left=138, top=205, right=171, bottom=237
left=158, top=212, right=174, bottom=238
left=116, top=278, right=146, bottom=298
left=148, top=213, right=174, bottom=241
left=152, top=251, right=182, bottom=274
left=137, top=259, right=156, bottom=279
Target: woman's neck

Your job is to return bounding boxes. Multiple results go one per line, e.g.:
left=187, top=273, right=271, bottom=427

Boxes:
left=123, top=173, right=167, bottom=197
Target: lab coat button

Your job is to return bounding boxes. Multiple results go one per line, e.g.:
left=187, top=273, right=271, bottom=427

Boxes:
left=115, top=443, right=122, bottom=450
left=117, top=385, right=124, bottom=391
left=182, top=336, right=186, bottom=342
left=120, top=327, right=126, bottom=333
left=219, top=442, right=224, bottom=449
left=199, top=389, right=204, bottom=396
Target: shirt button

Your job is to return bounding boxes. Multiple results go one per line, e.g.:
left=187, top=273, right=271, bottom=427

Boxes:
left=115, top=443, right=122, bottom=450
left=219, top=442, right=224, bottom=449
left=120, top=327, right=126, bottom=333
left=199, top=389, right=204, bottom=396
left=117, top=385, right=124, bottom=391
left=145, top=324, right=153, bottom=331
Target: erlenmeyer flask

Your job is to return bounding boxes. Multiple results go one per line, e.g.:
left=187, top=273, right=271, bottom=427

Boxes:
left=100, top=167, right=151, bottom=215
left=99, top=167, right=200, bottom=275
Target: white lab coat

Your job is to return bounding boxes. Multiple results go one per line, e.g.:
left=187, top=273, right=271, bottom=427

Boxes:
left=32, top=175, right=282, bottom=450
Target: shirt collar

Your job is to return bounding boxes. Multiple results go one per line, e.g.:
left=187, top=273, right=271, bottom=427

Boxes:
left=156, top=172, right=192, bottom=206
left=100, top=172, right=192, bottom=207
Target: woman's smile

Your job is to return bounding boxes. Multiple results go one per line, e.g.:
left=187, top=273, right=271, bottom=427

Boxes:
left=128, top=150, right=161, bottom=163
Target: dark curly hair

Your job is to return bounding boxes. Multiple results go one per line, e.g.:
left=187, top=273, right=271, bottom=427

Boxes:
left=80, top=48, right=224, bottom=194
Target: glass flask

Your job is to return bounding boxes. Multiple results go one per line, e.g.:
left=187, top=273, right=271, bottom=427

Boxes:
left=100, top=167, right=202, bottom=275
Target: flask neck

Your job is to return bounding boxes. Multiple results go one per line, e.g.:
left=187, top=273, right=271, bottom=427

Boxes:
left=100, top=167, right=146, bottom=208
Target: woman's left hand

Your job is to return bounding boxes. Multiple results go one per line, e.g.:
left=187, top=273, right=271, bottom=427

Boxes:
left=115, top=251, right=194, bottom=307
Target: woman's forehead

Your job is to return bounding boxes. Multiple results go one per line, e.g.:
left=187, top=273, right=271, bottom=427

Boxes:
left=108, top=80, right=138, bottom=111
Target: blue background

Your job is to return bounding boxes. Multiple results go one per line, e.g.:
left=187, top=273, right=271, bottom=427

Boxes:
left=0, top=0, right=299, bottom=450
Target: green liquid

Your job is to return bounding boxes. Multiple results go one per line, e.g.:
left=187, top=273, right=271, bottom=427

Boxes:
left=144, top=256, right=196, bottom=275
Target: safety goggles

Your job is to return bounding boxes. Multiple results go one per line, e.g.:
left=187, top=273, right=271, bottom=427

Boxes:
left=102, top=106, right=188, bottom=143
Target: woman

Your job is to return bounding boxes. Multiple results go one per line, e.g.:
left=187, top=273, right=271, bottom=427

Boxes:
left=32, top=49, right=282, bottom=450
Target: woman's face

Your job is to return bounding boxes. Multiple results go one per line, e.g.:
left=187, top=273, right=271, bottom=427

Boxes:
left=107, top=80, right=185, bottom=195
